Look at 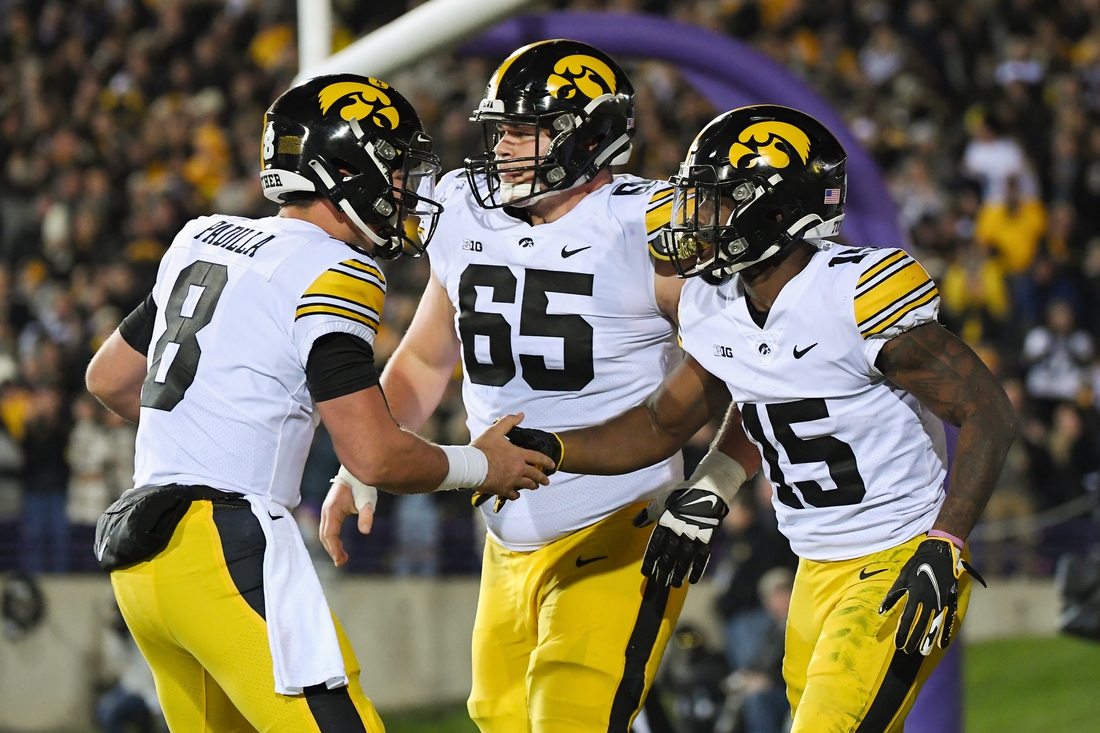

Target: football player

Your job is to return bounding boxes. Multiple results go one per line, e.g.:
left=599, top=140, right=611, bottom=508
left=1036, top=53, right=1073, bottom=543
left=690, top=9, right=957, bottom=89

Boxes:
left=506, top=105, right=1016, bottom=733
left=319, top=41, right=760, bottom=733
left=84, top=75, right=551, bottom=732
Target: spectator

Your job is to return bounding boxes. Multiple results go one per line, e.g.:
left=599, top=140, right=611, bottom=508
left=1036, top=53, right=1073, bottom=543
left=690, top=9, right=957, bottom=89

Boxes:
left=940, top=240, right=1010, bottom=345
left=1021, top=299, right=1093, bottom=413
left=725, top=567, right=794, bottom=733
left=20, top=385, right=71, bottom=573
left=1021, top=401, right=1100, bottom=510
left=714, top=477, right=798, bottom=674
left=962, top=117, right=1034, bottom=203
left=65, top=393, right=111, bottom=527
left=975, top=174, right=1048, bottom=277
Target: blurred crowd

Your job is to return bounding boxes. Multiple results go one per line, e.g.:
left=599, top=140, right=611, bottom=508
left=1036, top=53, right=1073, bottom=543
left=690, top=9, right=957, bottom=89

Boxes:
left=0, top=0, right=1096, bottom=594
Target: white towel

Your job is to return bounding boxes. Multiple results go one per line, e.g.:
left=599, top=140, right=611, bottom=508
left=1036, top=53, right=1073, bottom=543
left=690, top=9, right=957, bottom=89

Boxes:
left=243, top=495, right=348, bottom=695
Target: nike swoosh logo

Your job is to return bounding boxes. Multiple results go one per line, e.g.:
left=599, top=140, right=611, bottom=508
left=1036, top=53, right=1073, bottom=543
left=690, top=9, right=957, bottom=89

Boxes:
left=917, top=563, right=940, bottom=605
left=683, top=495, right=719, bottom=509
left=793, top=343, right=818, bottom=359
left=561, top=245, right=592, bottom=258
left=576, top=555, right=608, bottom=567
left=269, top=513, right=284, bottom=521
left=859, top=567, right=888, bottom=580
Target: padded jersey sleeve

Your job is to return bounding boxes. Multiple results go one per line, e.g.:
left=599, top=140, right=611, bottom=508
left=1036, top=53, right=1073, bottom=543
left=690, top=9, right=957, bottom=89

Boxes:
left=644, top=182, right=676, bottom=260
left=853, top=248, right=940, bottom=370
left=426, top=169, right=466, bottom=284
left=292, top=256, right=386, bottom=367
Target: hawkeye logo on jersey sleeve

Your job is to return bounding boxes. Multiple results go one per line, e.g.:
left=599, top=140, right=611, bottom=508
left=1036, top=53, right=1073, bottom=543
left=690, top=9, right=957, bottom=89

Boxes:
left=728, top=122, right=811, bottom=170
left=547, top=55, right=617, bottom=100
left=318, top=79, right=399, bottom=129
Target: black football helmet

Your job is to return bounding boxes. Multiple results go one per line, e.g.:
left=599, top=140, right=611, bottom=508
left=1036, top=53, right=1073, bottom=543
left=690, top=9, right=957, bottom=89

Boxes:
left=661, top=105, right=847, bottom=279
left=260, top=74, right=442, bottom=259
left=464, top=39, right=635, bottom=208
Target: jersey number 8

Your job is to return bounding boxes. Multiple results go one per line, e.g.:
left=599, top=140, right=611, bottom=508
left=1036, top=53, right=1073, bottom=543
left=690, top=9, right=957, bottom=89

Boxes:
left=142, top=261, right=229, bottom=411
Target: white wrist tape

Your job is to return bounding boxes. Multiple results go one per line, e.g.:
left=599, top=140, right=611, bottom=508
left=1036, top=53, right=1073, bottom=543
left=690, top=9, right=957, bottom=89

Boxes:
left=437, top=445, right=489, bottom=491
left=686, top=449, right=748, bottom=504
left=333, top=465, right=377, bottom=513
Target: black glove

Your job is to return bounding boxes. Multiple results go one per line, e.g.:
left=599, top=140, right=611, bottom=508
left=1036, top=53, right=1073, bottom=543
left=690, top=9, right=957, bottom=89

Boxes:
left=504, top=426, right=562, bottom=474
left=879, top=538, right=986, bottom=655
left=471, top=426, right=563, bottom=513
left=633, top=487, right=729, bottom=588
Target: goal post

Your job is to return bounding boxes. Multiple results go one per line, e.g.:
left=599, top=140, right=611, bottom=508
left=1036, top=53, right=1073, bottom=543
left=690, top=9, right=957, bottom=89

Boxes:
left=294, top=0, right=539, bottom=85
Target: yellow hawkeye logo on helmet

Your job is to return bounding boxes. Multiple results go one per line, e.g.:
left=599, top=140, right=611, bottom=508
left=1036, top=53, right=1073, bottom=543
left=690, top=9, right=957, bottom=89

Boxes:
left=318, top=79, right=400, bottom=129
left=728, top=122, right=811, bottom=170
left=547, top=55, right=618, bottom=100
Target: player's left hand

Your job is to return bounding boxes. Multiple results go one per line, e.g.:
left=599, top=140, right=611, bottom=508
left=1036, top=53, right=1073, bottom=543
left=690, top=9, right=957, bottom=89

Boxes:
left=633, top=486, right=729, bottom=588
left=320, top=471, right=376, bottom=567
left=879, top=537, right=986, bottom=655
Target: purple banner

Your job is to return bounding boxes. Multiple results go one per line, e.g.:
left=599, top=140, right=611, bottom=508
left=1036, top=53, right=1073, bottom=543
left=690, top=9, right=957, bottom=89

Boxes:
left=464, top=11, right=904, bottom=253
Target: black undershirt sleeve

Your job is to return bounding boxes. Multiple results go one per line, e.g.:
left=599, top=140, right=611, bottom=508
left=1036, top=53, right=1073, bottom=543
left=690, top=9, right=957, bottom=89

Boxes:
left=305, top=333, right=380, bottom=402
left=118, top=292, right=157, bottom=355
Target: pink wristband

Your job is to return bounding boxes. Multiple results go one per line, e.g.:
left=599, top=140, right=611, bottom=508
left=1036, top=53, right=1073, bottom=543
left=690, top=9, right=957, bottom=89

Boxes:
left=928, top=529, right=964, bottom=549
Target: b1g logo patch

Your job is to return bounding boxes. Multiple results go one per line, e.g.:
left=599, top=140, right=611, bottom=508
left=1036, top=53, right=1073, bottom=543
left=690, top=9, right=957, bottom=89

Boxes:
left=714, top=344, right=734, bottom=358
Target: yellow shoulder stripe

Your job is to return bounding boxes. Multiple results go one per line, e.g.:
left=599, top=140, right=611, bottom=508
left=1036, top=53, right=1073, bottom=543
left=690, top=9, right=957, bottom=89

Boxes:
left=303, top=269, right=385, bottom=315
left=646, top=199, right=673, bottom=237
left=862, top=288, right=939, bottom=337
left=858, top=250, right=908, bottom=287
left=854, top=260, right=931, bottom=326
left=294, top=304, right=379, bottom=329
left=647, top=187, right=674, bottom=208
left=340, top=259, right=385, bottom=283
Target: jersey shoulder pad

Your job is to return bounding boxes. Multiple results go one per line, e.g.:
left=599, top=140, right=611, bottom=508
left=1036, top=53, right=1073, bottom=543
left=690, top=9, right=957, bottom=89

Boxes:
left=852, top=248, right=939, bottom=340
left=296, top=256, right=386, bottom=334
left=604, top=176, right=675, bottom=258
left=434, top=169, right=468, bottom=206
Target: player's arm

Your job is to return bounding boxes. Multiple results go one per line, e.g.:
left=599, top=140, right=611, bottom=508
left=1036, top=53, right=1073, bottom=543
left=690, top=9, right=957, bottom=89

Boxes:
left=856, top=249, right=1015, bottom=655
left=320, top=271, right=461, bottom=559
left=86, top=293, right=157, bottom=422
left=509, top=357, right=760, bottom=586
left=317, top=383, right=547, bottom=497
left=875, top=322, right=1016, bottom=542
left=560, top=355, right=730, bottom=474
left=378, top=270, right=461, bottom=431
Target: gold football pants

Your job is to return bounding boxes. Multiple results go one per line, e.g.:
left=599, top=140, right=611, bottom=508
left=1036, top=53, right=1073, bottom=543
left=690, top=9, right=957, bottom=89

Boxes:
left=468, top=501, right=689, bottom=733
left=784, top=533, right=971, bottom=733
left=111, top=497, right=384, bottom=733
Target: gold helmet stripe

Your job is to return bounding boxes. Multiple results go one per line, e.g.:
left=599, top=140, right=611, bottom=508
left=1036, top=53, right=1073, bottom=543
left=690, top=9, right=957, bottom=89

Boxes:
left=485, top=39, right=561, bottom=101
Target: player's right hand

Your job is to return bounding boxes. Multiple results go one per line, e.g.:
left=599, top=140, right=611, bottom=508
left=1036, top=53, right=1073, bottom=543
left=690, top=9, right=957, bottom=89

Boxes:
left=320, top=476, right=375, bottom=567
left=471, top=412, right=553, bottom=501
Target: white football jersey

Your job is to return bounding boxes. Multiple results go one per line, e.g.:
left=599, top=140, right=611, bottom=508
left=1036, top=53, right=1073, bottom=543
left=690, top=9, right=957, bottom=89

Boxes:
left=430, top=171, right=684, bottom=551
left=134, top=215, right=386, bottom=510
left=678, top=245, right=947, bottom=561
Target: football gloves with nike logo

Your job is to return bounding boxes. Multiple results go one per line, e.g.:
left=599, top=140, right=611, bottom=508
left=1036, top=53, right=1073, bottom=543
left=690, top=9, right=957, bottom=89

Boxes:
left=879, top=537, right=986, bottom=655
left=633, top=487, right=729, bottom=588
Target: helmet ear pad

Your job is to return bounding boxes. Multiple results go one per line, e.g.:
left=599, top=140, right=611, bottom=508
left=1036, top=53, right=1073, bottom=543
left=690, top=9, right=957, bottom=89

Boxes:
left=259, top=74, right=443, bottom=259
left=540, top=94, right=634, bottom=189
